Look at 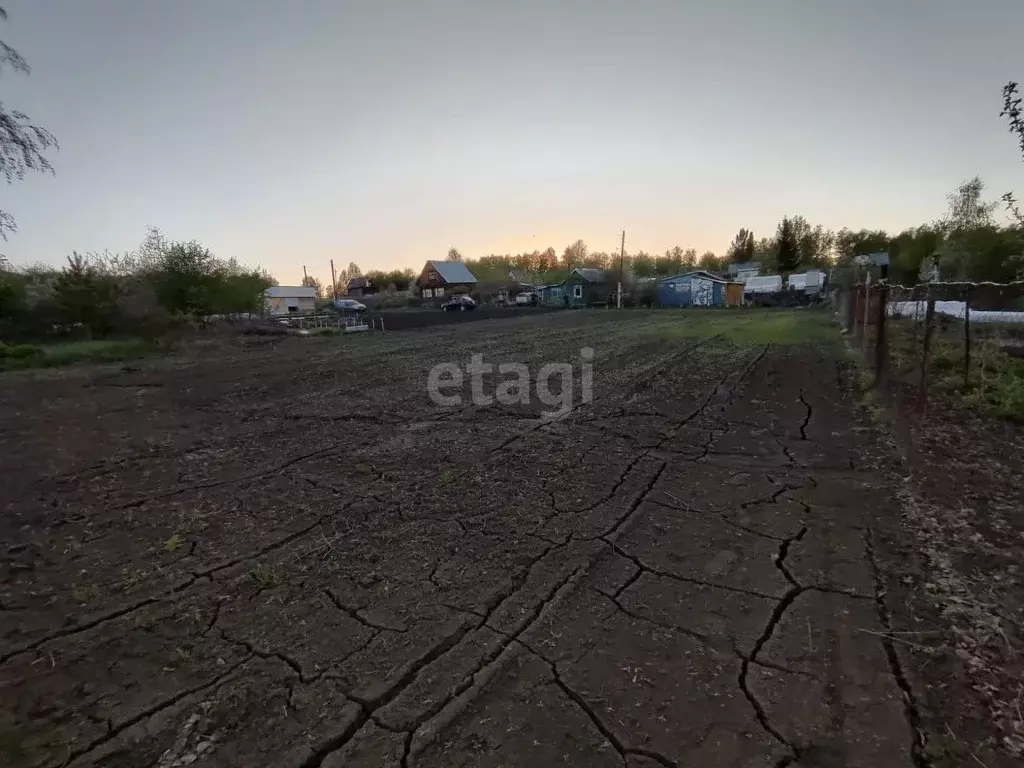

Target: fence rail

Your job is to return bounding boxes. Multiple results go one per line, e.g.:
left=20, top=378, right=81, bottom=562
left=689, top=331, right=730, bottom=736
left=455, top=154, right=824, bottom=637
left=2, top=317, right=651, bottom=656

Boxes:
left=838, top=280, right=1024, bottom=419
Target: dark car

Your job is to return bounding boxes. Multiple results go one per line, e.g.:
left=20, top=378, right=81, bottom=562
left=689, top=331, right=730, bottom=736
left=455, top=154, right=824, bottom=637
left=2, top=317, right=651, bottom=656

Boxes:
left=441, top=295, right=476, bottom=311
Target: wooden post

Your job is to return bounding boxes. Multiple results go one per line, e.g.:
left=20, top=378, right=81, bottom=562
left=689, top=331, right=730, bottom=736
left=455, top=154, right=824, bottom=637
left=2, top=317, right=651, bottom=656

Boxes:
left=618, top=230, right=625, bottom=309
left=844, top=285, right=856, bottom=333
left=909, top=284, right=919, bottom=359
left=963, top=284, right=971, bottom=391
left=330, top=260, right=338, bottom=301
left=861, top=273, right=872, bottom=359
left=918, top=287, right=936, bottom=412
left=874, top=282, right=887, bottom=387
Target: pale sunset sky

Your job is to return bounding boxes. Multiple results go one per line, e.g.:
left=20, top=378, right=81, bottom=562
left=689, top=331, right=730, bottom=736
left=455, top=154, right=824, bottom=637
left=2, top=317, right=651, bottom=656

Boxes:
left=3, top=0, right=1024, bottom=285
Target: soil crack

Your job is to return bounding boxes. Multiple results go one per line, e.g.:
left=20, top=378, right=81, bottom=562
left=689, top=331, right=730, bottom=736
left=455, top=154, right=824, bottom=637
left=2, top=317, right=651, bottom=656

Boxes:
left=865, top=527, right=931, bottom=767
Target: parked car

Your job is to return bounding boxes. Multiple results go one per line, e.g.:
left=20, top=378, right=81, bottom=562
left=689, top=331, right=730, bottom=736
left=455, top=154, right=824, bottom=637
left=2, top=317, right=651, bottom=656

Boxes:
left=333, top=299, right=367, bottom=313
left=441, top=295, right=477, bottom=312
left=515, top=292, right=538, bottom=306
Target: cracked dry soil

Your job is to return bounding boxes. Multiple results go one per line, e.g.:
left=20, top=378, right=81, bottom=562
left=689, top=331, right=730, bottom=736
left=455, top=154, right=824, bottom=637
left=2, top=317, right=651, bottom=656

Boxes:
left=2, top=311, right=920, bottom=767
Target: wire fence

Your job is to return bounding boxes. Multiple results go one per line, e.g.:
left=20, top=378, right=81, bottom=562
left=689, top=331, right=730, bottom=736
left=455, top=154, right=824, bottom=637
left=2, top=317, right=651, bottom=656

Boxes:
left=836, top=279, right=1024, bottom=420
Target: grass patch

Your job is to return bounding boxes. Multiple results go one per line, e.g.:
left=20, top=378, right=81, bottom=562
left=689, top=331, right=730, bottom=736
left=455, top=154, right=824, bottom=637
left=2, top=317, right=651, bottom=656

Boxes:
left=0, top=338, right=157, bottom=371
left=643, top=308, right=839, bottom=346
left=887, top=322, right=1024, bottom=422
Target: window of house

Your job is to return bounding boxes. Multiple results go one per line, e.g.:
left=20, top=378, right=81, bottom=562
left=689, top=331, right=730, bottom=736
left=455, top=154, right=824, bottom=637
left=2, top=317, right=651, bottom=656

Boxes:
left=435, top=287, right=445, bottom=297
left=573, top=284, right=583, bottom=299
left=423, top=288, right=433, bottom=298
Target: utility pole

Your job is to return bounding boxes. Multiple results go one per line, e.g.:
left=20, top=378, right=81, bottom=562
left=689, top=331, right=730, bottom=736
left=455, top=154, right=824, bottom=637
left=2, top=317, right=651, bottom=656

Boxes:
left=618, top=230, right=625, bottom=309
left=302, top=264, right=308, bottom=283
left=330, top=259, right=338, bottom=301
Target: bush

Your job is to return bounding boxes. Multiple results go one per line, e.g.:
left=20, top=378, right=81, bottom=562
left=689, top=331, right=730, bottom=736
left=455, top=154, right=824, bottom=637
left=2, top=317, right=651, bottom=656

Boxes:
left=7, top=344, right=42, bottom=359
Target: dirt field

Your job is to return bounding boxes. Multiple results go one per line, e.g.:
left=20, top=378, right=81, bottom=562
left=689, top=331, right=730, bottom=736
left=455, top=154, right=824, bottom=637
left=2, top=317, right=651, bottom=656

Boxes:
left=0, top=310, right=929, bottom=767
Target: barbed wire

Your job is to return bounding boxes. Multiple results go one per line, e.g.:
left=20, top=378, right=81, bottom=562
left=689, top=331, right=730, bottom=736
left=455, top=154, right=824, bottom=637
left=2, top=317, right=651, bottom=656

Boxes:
left=868, top=279, right=1024, bottom=289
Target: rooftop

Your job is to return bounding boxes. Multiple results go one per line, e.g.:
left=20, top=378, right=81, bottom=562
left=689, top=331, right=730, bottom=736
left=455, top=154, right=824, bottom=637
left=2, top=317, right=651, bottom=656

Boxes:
left=427, top=260, right=478, bottom=284
left=265, top=286, right=317, bottom=298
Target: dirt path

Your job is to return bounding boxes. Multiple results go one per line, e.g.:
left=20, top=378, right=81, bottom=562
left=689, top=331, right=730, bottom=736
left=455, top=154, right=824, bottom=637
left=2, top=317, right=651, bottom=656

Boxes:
left=0, top=311, right=918, bottom=767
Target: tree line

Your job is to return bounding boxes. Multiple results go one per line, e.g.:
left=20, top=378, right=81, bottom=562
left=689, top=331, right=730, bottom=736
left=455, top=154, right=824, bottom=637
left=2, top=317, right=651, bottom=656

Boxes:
left=0, top=227, right=274, bottom=341
left=437, top=180, right=1023, bottom=290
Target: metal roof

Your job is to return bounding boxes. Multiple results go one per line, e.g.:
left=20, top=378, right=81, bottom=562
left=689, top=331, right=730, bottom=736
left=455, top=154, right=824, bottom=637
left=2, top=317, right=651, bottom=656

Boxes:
left=659, top=270, right=731, bottom=284
left=571, top=268, right=607, bottom=282
left=428, top=260, right=478, bottom=284
left=265, top=286, right=317, bottom=298
left=728, top=261, right=761, bottom=275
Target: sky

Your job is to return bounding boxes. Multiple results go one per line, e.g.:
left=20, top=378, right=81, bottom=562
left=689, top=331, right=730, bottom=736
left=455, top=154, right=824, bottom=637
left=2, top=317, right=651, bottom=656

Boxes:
left=3, top=0, right=1024, bottom=285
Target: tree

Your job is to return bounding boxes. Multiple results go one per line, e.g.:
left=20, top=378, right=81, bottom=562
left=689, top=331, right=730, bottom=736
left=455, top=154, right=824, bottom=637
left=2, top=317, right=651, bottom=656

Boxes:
left=1, top=7, right=58, bottom=241
left=787, top=216, right=835, bottom=268
left=562, top=239, right=587, bottom=268
left=752, top=237, right=778, bottom=271
left=776, top=217, right=800, bottom=273
left=697, top=251, right=720, bottom=271
left=0, top=265, right=25, bottom=321
left=446, top=247, right=462, bottom=262
left=152, top=240, right=217, bottom=316
left=834, top=228, right=890, bottom=265
left=937, top=177, right=999, bottom=279
left=53, top=252, right=119, bottom=336
left=889, top=226, right=943, bottom=285
left=726, top=228, right=755, bottom=263
left=301, top=274, right=325, bottom=299
left=631, top=251, right=656, bottom=278
left=538, top=247, right=557, bottom=272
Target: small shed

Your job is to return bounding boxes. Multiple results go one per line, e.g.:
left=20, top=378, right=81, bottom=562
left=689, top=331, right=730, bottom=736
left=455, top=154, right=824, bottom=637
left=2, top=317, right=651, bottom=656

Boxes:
left=347, top=277, right=376, bottom=297
left=265, top=286, right=317, bottom=315
left=563, top=268, right=615, bottom=307
left=536, top=282, right=566, bottom=306
left=657, top=271, right=744, bottom=307
left=416, top=260, right=478, bottom=298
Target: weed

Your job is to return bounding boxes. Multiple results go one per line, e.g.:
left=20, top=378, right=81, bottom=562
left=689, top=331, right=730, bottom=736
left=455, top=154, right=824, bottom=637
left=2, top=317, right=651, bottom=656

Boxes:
left=163, top=533, right=184, bottom=552
left=71, top=583, right=99, bottom=602
left=180, top=507, right=210, bottom=533
left=248, top=563, right=280, bottom=589
left=437, top=467, right=459, bottom=487
left=120, top=567, right=150, bottom=590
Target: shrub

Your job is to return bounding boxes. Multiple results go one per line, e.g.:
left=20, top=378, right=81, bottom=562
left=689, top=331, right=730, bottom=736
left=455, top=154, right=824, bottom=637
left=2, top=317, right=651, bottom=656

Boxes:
left=7, top=344, right=42, bottom=359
